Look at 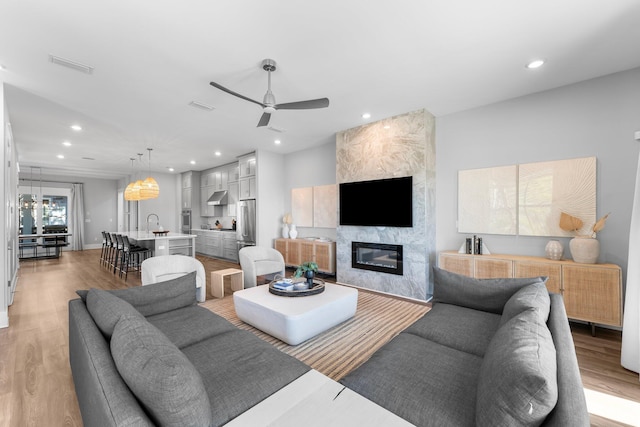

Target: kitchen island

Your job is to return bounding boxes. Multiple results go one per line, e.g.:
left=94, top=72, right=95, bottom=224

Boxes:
left=120, top=231, right=197, bottom=257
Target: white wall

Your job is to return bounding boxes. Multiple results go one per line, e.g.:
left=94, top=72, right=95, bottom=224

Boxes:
left=19, top=174, right=118, bottom=249
left=436, top=67, right=640, bottom=283
left=135, top=172, right=180, bottom=234
left=1, top=82, right=9, bottom=327
left=282, top=141, right=337, bottom=241
left=256, top=150, right=285, bottom=246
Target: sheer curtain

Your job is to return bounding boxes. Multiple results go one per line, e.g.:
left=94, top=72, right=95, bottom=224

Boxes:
left=621, top=149, right=640, bottom=378
left=70, top=183, right=85, bottom=251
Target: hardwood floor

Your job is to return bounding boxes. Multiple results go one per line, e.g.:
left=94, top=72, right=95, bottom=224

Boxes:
left=0, top=249, right=638, bottom=426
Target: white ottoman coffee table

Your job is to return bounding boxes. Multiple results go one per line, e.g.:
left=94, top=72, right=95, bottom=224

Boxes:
left=233, top=283, right=358, bottom=345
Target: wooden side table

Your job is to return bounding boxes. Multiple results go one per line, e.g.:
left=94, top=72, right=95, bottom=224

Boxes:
left=211, top=268, right=244, bottom=298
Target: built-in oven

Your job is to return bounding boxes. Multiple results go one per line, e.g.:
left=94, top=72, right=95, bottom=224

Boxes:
left=181, top=209, right=192, bottom=234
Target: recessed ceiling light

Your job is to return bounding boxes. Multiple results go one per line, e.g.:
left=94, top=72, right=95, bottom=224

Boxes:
left=362, top=113, right=371, bottom=119
left=70, top=124, right=82, bottom=131
left=214, top=151, right=221, bottom=156
left=190, top=160, right=196, bottom=165
left=526, top=59, right=545, bottom=69
left=274, top=140, right=281, bottom=145
left=168, top=167, right=174, bottom=172
left=57, top=154, right=64, bottom=159
left=62, top=141, right=72, bottom=147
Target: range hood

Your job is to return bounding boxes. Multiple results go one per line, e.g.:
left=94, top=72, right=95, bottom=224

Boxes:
left=207, top=190, right=228, bottom=205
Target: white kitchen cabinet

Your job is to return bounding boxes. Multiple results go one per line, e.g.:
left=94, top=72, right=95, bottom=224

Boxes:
left=238, top=154, right=256, bottom=178
left=182, top=171, right=193, bottom=189
left=215, top=169, right=228, bottom=191
left=204, top=233, right=222, bottom=258
left=200, top=186, right=216, bottom=217
left=223, top=233, right=238, bottom=262
left=239, top=177, right=256, bottom=200
left=182, top=187, right=192, bottom=209
left=227, top=181, right=239, bottom=217
left=228, top=163, right=240, bottom=182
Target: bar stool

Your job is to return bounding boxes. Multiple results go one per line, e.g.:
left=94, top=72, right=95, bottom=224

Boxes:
left=120, top=236, right=151, bottom=280
left=112, top=234, right=124, bottom=274
left=100, top=231, right=108, bottom=265
left=103, top=233, right=115, bottom=268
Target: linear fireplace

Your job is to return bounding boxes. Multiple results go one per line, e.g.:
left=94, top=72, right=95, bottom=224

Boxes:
left=352, top=242, right=403, bottom=275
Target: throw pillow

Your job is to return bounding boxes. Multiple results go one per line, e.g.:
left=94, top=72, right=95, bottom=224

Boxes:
left=86, top=288, right=143, bottom=338
left=476, top=308, right=558, bottom=426
left=111, top=314, right=212, bottom=426
left=500, top=281, right=551, bottom=326
left=77, top=271, right=197, bottom=316
left=432, top=266, right=547, bottom=314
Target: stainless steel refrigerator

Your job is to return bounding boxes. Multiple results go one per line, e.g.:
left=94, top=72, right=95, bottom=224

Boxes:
left=236, top=199, right=256, bottom=251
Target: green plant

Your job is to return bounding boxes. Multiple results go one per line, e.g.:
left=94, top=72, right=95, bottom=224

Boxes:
left=294, top=261, right=318, bottom=278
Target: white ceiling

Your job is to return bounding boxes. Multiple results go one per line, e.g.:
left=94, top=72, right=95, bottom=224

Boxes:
left=2, top=0, right=640, bottom=179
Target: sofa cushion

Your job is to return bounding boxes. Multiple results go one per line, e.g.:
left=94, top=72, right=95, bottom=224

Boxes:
left=147, top=305, right=238, bottom=349
left=432, top=266, right=547, bottom=314
left=404, top=303, right=502, bottom=357
left=77, top=271, right=197, bottom=316
left=500, top=281, right=551, bottom=326
left=181, top=328, right=310, bottom=426
left=341, top=333, right=481, bottom=427
left=476, top=308, right=558, bottom=426
left=110, top=314, right=212, bottom=426
left=86, top=288, right=143, bottom=337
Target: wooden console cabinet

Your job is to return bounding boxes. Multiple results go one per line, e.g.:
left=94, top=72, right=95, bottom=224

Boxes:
left=275, top=238, right=336, bottom=274
left=438, top=251, right=623, bottom=328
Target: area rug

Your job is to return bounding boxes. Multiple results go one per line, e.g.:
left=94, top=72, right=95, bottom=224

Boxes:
left=202, top=287, right=430, bottom=380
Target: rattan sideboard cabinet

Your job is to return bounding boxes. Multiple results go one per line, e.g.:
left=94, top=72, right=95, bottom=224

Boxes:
left=438, top=251, right=623, bottom=329
left=275, top=238, right=336, bottom=274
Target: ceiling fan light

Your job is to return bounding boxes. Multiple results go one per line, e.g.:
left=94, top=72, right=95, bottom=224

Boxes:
left=264, top=105, right=276, bottom=114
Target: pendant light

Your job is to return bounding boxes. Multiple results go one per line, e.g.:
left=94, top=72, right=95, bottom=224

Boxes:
left=140, top=148, right=160, bottom=199
left=124, top=158, right=137, bottom=201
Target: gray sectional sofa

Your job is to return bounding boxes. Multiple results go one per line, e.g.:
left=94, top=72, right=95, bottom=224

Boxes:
left=69, top=267, right=589, bottom=426
left=68, top=272, right=309, bottom=426
left=341, top=267, right=590, bottom=426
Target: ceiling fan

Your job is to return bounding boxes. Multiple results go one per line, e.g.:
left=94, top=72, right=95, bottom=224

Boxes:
left=209, top=59, right=330, bottom=127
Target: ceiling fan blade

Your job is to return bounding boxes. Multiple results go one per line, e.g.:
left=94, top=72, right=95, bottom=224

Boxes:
left=257, top=112, right=271, bottom=127
left=275, top=98, right=330, bottom=110
left=209, top=81, right=265, bottom=108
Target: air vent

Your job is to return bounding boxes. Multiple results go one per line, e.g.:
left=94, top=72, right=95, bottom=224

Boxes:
left=49, top=55, right=94, bottom=74
left=188, top=101, right=215, bottom=111
left=267, top=125, right=286, bottom=133
left=81, top=157, right=95, bottom=160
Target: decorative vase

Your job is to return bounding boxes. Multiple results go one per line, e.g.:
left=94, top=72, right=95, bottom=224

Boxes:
left=305, top=270, right=315, bottom=288
left=282, top=224, right=289, bottom=238
left=289, top=224, right=298, bottom=239
left=569, top=236, right=600, bottom=264
left=545, top=240, right=563, bottom=261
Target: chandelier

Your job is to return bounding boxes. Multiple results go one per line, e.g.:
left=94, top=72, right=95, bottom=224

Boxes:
left=124, top=149, right=159, bottom=201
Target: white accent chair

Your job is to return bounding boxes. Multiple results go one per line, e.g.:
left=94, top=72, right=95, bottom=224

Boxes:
left=238, top=246, right=285, bottom=289
left=141, top=255, right=206, bottom=302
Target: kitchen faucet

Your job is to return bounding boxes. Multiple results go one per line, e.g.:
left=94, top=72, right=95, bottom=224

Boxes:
left=146, top=213, right=159, bottom=233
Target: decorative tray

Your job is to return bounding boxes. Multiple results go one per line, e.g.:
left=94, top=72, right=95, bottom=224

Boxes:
left=268, top=277, right=325, bottom=297
left=152, top=230, right=169, bottom=235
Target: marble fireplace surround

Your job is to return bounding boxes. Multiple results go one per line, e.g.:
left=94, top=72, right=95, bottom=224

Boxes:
left=335, top=109, right=436, bottom=300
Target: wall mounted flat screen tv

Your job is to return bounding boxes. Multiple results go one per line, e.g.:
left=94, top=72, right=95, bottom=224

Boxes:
left=339, top=176, right=413, bottom=227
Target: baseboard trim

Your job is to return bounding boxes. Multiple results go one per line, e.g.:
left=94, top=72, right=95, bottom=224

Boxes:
left=0, top=310, right=8, bottom=328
